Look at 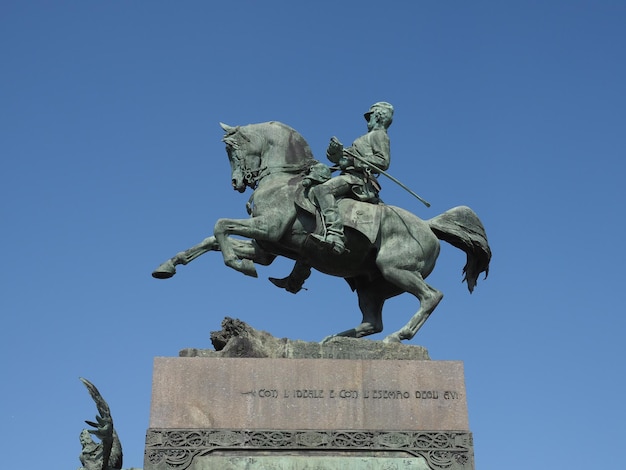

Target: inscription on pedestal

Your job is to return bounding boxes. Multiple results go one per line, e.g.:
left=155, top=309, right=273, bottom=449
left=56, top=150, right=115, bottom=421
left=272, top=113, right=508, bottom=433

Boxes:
left=149, top=358, right=468, bottom=431
left=146, top=357, right=474, bottom=469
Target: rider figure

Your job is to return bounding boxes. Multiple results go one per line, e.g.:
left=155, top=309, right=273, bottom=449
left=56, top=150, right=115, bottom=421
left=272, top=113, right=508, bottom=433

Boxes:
left=309, top=101, right=393, bottom=254
left=269, top=102, right=393, bottom=293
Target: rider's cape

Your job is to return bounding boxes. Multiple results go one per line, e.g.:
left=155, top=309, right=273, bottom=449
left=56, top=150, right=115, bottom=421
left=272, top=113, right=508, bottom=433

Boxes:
left=293, top=179, right=382, bottom=244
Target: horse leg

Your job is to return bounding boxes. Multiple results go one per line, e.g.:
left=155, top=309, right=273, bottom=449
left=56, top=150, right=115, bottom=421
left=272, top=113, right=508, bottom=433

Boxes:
left=322, top=283, right=385, bottom=342
left=214, top=215, right=287, bottom=277
left=152, top=236, right=219, bottom=279
left=379, top=267, right=443, bottom=342
left=152, top=236, right=275, bottom=279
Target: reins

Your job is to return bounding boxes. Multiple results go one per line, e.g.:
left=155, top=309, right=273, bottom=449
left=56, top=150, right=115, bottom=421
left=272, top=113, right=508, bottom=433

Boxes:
left=225, top=122, right=316, bottom=189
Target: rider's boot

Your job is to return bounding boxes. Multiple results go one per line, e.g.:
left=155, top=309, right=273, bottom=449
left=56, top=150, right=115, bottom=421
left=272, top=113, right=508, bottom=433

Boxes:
left=311, top=208, right=346, bottom=255
left=269, top=261, right=311, bottom=294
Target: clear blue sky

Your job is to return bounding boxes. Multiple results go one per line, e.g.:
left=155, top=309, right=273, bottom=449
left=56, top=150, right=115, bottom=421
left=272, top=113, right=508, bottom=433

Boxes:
left=1, top=2, right=624, bottom=468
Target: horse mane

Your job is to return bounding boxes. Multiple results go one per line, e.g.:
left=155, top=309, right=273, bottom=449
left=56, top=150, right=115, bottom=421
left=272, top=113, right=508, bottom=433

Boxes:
left=244, top=121, right=318, bottom=167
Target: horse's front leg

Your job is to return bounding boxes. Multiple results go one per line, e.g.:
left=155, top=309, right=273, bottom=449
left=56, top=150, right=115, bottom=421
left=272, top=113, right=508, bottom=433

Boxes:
left=152, top=235, right=276, bottom=279
left=152, top=236, right=219, bottom=279
left=214, top=216, right=279, bottom=277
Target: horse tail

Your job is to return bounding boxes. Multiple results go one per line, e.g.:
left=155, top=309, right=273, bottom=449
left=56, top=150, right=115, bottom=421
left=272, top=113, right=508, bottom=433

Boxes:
left=428, top=206, right=491, bottom=293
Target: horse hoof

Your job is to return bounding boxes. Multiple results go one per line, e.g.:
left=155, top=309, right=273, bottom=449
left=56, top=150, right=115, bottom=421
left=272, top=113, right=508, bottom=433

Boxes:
left=320, top=335, right=337, bottom=344
left=152, top=260, right=176, bottom=279
left=383, top=333, right=402, bottom=344
left=240, top=259, right=258, bottom=278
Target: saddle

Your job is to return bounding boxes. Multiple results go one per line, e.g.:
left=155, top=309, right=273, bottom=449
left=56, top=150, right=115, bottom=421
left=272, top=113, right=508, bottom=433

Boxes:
left=290, top=176, right=382, bottom=244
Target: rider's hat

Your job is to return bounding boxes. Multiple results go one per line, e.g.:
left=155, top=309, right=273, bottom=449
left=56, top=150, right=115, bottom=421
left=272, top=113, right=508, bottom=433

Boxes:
left=364, top=102, right=394, bottom=124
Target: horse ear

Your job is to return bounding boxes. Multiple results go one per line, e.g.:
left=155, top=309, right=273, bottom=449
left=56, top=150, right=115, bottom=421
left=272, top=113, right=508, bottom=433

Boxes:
left=220, top=122, right=237, bottom=134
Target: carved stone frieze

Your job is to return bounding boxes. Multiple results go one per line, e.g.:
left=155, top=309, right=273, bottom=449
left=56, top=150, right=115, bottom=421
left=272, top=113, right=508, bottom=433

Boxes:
left=145, top=428, right=473, bottom=470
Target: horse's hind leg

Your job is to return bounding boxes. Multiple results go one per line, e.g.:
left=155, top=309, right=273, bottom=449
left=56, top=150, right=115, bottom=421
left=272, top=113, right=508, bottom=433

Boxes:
left=354, top=287, right=385, bottom=337
left=323, top=283, right=385, bottom=341
left=379, top=267, right=443, bottom=343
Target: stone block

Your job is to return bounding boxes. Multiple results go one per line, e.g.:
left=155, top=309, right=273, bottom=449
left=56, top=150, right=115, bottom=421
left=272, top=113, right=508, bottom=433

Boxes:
left=145, top=357, right=474, bottom=469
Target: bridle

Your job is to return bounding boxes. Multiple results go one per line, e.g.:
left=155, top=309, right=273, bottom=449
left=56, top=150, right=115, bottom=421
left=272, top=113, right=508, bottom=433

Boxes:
left=225, top=133, right=263, bottom=189
left=226, top=134, right=312, bottom=189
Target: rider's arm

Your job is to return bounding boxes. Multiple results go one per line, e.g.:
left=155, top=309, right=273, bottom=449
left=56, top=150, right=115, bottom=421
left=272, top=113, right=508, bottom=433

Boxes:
left=364, top=130, right=390, bottom=171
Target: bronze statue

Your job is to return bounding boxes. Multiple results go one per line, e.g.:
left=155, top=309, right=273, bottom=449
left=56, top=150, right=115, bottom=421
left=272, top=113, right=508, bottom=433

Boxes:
left=79, top=378, right=123, bottom=470
left=271, top=102, right=393, bottom=291
left=153, top=109, right=491, bottom=342
left=308, top=102, right=393, bottom=254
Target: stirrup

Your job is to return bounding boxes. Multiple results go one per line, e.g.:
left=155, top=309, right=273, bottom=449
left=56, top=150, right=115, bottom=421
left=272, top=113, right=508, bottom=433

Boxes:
left=309, top=233, right=346, bottom=255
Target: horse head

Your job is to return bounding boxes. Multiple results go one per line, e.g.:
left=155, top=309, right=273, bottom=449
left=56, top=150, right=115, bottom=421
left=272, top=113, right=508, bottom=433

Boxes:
left=221, top=122, right=263, bottom=192
left=221, top=121, right=318, bottom=192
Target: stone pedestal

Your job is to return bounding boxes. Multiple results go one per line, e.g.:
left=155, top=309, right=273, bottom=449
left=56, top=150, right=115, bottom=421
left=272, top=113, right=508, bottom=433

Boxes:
left=145, top=357, right=473, bottom=469
left=143, top=320, right=474, bottom=469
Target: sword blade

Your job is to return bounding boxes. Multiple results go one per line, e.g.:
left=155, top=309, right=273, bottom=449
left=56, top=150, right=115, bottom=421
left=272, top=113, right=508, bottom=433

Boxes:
left=345, top=150, right=431, bottom=208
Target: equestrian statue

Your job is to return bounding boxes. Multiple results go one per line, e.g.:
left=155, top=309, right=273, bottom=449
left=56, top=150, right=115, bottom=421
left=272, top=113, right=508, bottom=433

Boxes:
left=152, top=103, right=491, bottom=343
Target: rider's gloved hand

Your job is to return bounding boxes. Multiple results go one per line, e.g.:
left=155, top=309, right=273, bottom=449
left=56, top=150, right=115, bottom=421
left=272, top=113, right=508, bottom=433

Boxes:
left=339, top=156, right=352, bottom=170
left=327, top=136, right=344, bottom=163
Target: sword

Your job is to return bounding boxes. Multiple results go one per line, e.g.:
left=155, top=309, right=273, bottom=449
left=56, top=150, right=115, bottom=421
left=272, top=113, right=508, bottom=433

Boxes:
left=344, top=148, right=431, bottom=208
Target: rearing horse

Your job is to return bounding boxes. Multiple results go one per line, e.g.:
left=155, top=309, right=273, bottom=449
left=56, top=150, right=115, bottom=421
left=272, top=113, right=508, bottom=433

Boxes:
left=152, top=121, right=491, bottom=342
